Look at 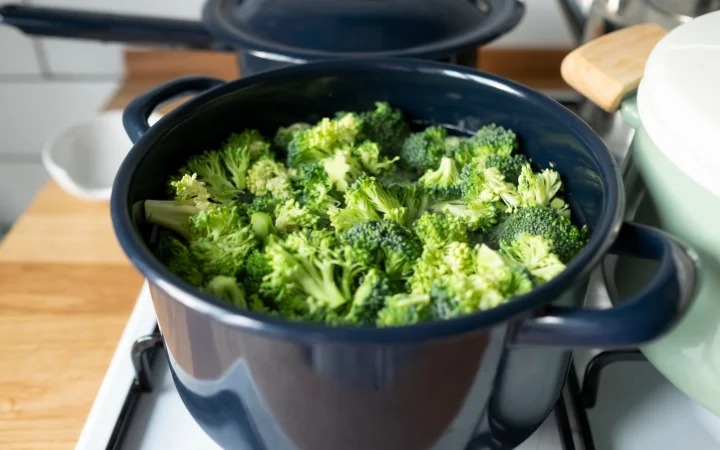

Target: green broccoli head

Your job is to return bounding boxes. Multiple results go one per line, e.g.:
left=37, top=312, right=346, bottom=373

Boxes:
left=400, top=126, right=449, bottom=173
left=244, top=248, right=272, bottom=296
left=246, top=156, right=295, bottom=200
left=488, top=206, right=589, bottom=263
left=343, top=269, right=395, bottom=326
left=170, top=173, right=214, bottom=210
left=413, top=212, right=469, bottom=248
left=296, top=163, right=339, bottom=215
left=224, top=129, right=272, bottom=161
left=460, top=163, right=518, bottom=211
left=153, top=233, right=204, bottom=287
left=321, top=148, right=364, bottom=193
left=484, top=153, right=530, bottom=183
left=262, top=229, right=362, bottom=313
left=189, top=204, right=244, bottom=242
left=516, top=164, right=565, bottom=211
left=430, top=199, right=499, bottom=232
left=376, top=293, right=431, bottom=327
left=144, top=200, right=201, bottom=240
left=184, top=150, right=238, bottom=202
left=408, top=242, right=475, bottom=294
left=500, top=233, right=566, bottom=284
left=189, top=222, right=257, bottom=278
left=274, top=123, right=311, bottom=152
left=453, top=123, right=518, bottom=166
left=242, top=195, right=278, bottom=217
left=342, top=220, right=423, bottom=280
left=352, top=140, right=400, bottom=175
left=329, top=176, right=410, bottom=231
left=418, top=156, right=462, bottom=198
left=358, top=101, right=410, bottom=155
left=274, top=199, right=321, bottom=233
left=204, top=275, right=247, bottom=308
left=287, top=113, right=363, bottom=168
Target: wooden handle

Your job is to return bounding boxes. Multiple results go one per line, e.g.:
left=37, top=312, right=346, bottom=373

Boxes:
left=561, top=23, right=668, bottom=113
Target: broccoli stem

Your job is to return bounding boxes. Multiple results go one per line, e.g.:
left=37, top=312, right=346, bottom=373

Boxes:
left=206, top=275, right=247, bottom=308
left=144, top=200, right=199, bottom=239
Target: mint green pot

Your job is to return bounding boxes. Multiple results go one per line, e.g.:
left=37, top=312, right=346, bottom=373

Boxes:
left=618, top=96, right=720, bottom=416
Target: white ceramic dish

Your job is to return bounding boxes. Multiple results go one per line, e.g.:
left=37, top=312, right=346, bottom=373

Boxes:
left=42, top=110, right=162, bottom=201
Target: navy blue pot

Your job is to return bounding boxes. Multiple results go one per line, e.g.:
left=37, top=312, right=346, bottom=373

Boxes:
left=111, top=59, right=697, bottom=450
left=0, top=0, right=519, bottom=77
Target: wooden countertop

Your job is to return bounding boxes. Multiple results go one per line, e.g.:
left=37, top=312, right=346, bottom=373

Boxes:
left=0, top=48, right=569, bottom=449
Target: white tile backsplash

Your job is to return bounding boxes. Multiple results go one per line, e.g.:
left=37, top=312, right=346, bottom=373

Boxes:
left=0, top=0, right=42, bottom=75
left=0, top=80, right=120, bottom=155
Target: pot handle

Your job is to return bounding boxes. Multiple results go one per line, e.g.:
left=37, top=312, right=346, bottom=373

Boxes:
left=123, top=76, right=226, bottom=144
left=0, top=4, right=231, bottom=51
left=511, top=222, right=698, bottom=347
left=561, top=23, right=667, bottom=113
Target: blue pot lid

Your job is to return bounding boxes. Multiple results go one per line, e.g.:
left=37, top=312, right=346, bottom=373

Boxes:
left=202, top=0, right=524, bottom=61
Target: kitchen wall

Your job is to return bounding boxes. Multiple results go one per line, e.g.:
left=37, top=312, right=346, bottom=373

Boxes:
left=0, top=0, right=577, bottom=235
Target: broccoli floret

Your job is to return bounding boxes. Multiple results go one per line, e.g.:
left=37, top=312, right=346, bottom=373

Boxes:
left=342, top=269, right=394, bottom=325
left=224, top=129, right=272, bottom=161
left=144, top=200, right=201, bottom=239
left=474, top=244, right=534, bottom=298
left=460, top=163, right=518, bottom=211
left=287, top=113, right=363, bottom=168
left=342, top=220, right=423, bottom=280
left=352, top=140, right=400, bottom=175
left=153, top=233, right=204, bottom=287
left=400, top=126, right=449, bottom=173
left=418, top=157, right=462, bottom=198
left=429, top=273, right=509, bottom=319
left=515, top=164, right=565, bottom=211
left=321, top=148, right=364, bottom=193
left=330, top=176, right=411, bottom=231
left=408, top=242, right=475, bottom=294
left=274, top=199, right=320, bottom=233
left=359, top=101, right=410, bottom=155
left=184, top=150, right=238, bottom=202
left=485, top=153, right=530, bottom=182
left=500, top=233, right=566, bottom=284
left=250, top=212, right=276, bottom=242
left=452, top=124, right=518, bottom=166
left=244, top=249, right=272, bottom=295
left=205, top=275, right=247, bottom=308
left=488, top=206, right=588, bottom=263
left=189, top=203, right=245, bottom=242
left=413, top=212, right=468, bottom=248
left=170, top=173, right=215, bottom=210
left=262, top=230, right=364, bottom=313
left=189, top=222, right=257, bottom=278
left=242, top=195, right=278, bottom=217
left=246, top=156, right=294, bottom=200
left=296, top=163, right=339, bottom=215
left=274, top=123, right=311, bottom=151
left=430, top=199, right=499, bottom=232
left=376, top=293, right=431, bottom=327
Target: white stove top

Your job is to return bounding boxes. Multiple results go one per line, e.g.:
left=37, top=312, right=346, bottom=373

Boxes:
left=75, top=286, right=720, bottom=450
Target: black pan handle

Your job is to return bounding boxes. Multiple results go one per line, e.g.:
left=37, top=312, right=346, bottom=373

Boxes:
left=0, top=4, right=232, bottom=51
left=512, top=222, right=698, bottom=347
left=123, top=76, right=226, bottom=143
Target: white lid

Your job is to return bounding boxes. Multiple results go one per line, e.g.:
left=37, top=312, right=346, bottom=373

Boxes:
left=637, top=10, right=720, bottom=197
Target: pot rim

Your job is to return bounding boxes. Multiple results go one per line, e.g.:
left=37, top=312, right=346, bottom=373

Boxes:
left=111, top=58, right=624, bottom=344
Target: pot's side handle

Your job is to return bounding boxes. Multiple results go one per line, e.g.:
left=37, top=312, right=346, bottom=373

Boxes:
left=511, top=222, right=698, bottom=348
left=561, top=23, right=667, bottom=113
left=123, top=76, right=226, bottom=144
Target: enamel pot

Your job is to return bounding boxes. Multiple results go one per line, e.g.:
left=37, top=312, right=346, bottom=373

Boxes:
left=562, top=11, right=720, bottom=420
left=111, top=59, right=697, bottom=450
left=0, top=0, right=524, bottom=77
